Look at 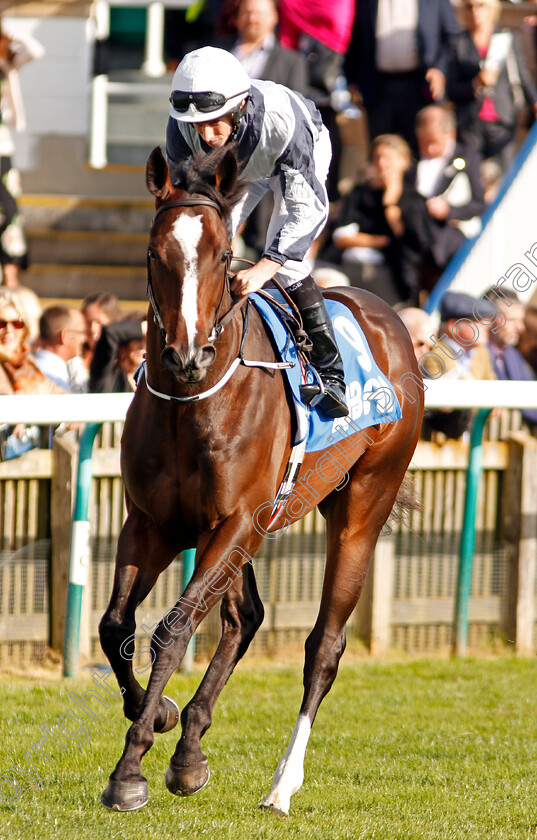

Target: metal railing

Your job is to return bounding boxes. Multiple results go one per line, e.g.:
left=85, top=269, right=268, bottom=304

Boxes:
left=90, top=0, right=190, bottom=168
left=1, top=380, right=537, bottom=672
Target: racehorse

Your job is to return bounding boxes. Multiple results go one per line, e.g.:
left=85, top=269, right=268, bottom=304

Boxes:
left=99, top=143, right=424, bottom=815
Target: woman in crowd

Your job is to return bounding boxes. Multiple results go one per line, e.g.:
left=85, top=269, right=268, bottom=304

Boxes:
left=318, top=134, right=432, bottom=305
left=0, top=291, right=62, bottom=395
left=447, top=0, right=537, bottom=170
left=0, top=290, right=63, bottom=458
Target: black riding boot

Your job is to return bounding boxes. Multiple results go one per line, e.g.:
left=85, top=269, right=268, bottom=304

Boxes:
left=286, top=276, right=349, bottom=418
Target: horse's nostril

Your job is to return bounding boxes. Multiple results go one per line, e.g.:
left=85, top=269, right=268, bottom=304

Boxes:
left=199, top=345, right=216, bottom=368
left=161, top=346, right=182, bottom=370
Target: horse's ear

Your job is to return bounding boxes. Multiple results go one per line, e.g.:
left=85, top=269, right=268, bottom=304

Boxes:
left=146, top=147, right=173, bottom=200
left=215, top=149, right=239, bottom=198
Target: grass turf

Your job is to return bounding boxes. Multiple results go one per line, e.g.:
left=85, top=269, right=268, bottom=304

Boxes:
left=1, top=655, right=537, bottom=839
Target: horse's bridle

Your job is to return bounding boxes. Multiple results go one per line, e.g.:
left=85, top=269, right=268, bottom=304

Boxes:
left=146, top=196, right=239, bottom=344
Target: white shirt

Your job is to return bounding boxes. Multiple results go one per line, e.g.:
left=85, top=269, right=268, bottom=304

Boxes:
left=33, top=349, right=71, bottom=392
left=416, top=139, right=456, bottom=198
left=375, top=0, right=419, bottom=73
left=232, top=33, right=275, bottom=79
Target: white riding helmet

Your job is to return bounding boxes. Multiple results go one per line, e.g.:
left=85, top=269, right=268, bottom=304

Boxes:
left=169, top=47, right=251, bottom=124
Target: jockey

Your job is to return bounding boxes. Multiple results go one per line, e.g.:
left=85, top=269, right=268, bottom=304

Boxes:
left=166, top=46, right=348, bottom=419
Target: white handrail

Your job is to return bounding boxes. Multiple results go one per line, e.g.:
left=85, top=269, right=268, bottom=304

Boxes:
left=0, top=393, right=134, bottom=424
left=421, top=378, right=537, bottom=409
left=0, top=380, right=536, bottom=424
left=106, top=82, right=170, bottom=94
left=142, top=2, right=166, bottom=77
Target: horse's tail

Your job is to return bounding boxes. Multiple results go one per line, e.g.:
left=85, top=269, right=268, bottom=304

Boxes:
left=381, top=473, right=421, bottom=535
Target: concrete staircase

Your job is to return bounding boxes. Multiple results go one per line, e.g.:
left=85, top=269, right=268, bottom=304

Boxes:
left=20, top=193, right=153, bottom=304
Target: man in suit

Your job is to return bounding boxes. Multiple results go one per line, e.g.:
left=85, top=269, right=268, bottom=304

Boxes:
left=485, top=286, right=537, bottom=426
left=223, top=0, right=308, bottom=92
left=344, top=0, right=461, bottom=151
left=409, top=104, right=485, bottom=291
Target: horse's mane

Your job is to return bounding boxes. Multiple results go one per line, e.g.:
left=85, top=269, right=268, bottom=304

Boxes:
left=173, top=143, right=247, bottom=221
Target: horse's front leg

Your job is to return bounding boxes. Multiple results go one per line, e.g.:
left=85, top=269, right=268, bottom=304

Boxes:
left=99, top=507, right=180, bottom=736
left=165, top=562, right=264, bottom=796
left=101, top=514, right=263, bottom=811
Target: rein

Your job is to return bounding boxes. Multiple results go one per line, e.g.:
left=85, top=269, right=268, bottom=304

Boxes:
left=144, top=196, right=307, bottom=403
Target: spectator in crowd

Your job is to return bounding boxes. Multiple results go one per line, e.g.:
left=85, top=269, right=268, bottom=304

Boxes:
left=1, top=267, right=42, bottom=342
left=410, top=105, right=486, bottom=295
left=436, top=290, right=496, bottom=379
left=0, top=291, right=62, bottom=395
left=420, top=290, right=497, bottom=439
left=517, top=299, right=537, bottom=375
left=398, top=306, right=435, bottom=363
left=344, top=0, right=460, bottom=153
left=277, top=0, right=356, bottom=201
left=33, top=306, right=88, bottom=393
left=480, top=156, right=503, bottom=203
left=312, top=265, right=350, bottom=289
left=484, top=286, right=537, bottom=426
left=226, top=0, right=308, bottom=90
left=447, top=0, right=537, bottom=172
left=82, top=292, right=123, bottom=353
left=317, top=134, right=432, bottom=305
left=80, top=292, right=123, bottom=384
left=0, top=291, right=63, bottom=459
left=89, top=315, right=147, bottom=393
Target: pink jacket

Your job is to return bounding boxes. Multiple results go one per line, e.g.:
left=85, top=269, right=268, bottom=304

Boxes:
left=277, top=0, right=355, bottom=55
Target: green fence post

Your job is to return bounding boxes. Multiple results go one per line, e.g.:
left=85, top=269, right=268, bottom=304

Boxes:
left=63, top=423, right=102, bottom=678
left=452, top=408, right=492, bottom=657
left=181, top=548, right=196, bottom=674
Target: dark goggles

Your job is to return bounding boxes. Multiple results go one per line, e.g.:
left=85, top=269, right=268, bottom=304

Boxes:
left=169, top=90, right=228, bottom=114
left=169, top=89, right=249, bottom=114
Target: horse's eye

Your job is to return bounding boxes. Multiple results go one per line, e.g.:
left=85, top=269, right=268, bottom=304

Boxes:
left=148, top=248, right=156, bottom=260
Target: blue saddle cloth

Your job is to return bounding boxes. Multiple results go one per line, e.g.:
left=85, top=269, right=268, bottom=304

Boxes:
left=250, top=291, right=402, bottom=454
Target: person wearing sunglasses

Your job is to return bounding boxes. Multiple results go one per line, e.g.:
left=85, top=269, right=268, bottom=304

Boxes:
left=166, top=45, right=348, bottom=418
left=0, top=290, right=64, bottom=459
left=0, top=290, right=62, bottom=395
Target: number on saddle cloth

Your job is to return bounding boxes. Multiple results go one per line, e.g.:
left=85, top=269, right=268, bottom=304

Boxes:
left=249, top=290, right=403, bottom=453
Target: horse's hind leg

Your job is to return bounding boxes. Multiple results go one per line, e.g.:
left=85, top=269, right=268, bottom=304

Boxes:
left=260, top=446, right=412, bottom=815
left=165, top=563, right=264, bottom=796
left=99, top=508, right=180, bottom=735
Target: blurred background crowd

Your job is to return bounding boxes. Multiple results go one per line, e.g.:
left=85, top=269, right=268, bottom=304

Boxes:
left=2, top=0, right=537, bottom=455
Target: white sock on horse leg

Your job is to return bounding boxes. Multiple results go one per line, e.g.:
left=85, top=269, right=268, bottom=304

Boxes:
left=260, top=712, right=312, bottom=815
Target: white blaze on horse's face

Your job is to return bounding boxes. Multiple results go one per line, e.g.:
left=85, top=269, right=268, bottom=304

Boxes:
left=172, top=214, right=204, bottom=352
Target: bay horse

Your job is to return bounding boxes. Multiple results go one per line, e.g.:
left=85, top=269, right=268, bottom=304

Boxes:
left=99, top=143, right=424, bottom=815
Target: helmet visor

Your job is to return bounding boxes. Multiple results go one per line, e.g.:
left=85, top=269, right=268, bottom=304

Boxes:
left=169, top=90, right=248, bottom=115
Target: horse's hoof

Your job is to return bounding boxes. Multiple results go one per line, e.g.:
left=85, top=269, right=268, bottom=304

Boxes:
left=259, top=802, right=289, bottom=817
left=154, top=695, right=180, bottom=734
left=165, top=758, right=210, bottom=797
left=259, top=794, right=289, bottom=816
left=100, top=778, right=149, bottom=811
